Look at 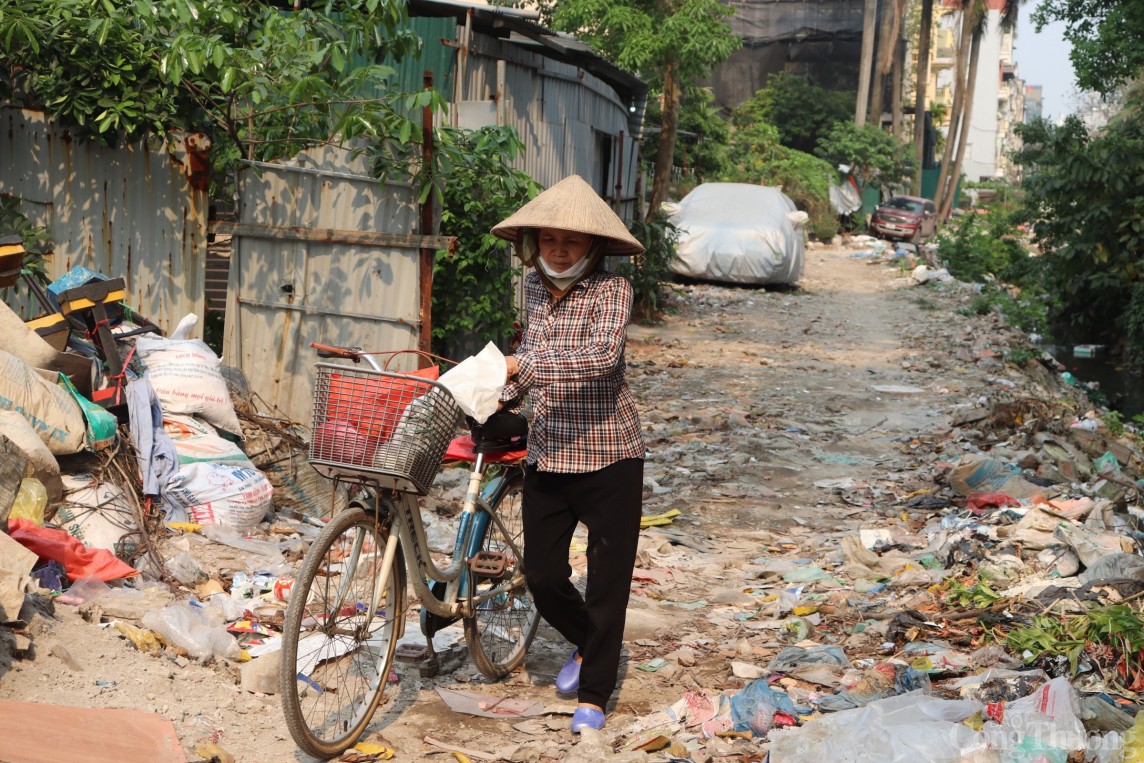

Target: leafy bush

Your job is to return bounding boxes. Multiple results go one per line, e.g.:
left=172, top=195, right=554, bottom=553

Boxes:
left=614, top=216, right=680, bottom=322
left=815, top=121, right=917, bottom=193
left=1, top=0, right=423, bottom=199
left=431, top=126, right=539, bottom=358
left=641, top=86, right=729, bottom=184
left=964, top=179, right=1021, bottom=215
left=961, top=284, right=1048, bottom=335
left=1127, top=283, right=1144, bottom=369
left=1014, top=112, right=1144, bottom=363
left=1002, top=604, right=1144, bottom=680
left=937, top=207, right=1033, bottom=284
left=743, top=73, right=853, bottom=155
left=723, top=119, right=838, bottom=241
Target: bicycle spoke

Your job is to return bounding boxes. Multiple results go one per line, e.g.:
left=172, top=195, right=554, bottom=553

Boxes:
left=281, top=511, right=405, bottom=758
left=465, top=472, right=540, bottom=678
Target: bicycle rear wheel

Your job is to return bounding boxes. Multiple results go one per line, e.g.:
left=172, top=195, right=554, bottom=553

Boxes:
left=279, top=508, right=406, bottom=759
left=464, top=470, right=540, bottom=678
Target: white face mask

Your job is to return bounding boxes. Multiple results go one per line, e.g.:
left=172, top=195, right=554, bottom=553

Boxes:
left=538, top=254, right=593, bottom=281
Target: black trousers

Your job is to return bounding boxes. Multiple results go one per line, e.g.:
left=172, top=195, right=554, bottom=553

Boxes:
left=522, top=458, right=644, bottom=708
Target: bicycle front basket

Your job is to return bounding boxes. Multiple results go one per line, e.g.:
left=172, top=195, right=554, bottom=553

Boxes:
left=310, top=363, right=462, bottom=494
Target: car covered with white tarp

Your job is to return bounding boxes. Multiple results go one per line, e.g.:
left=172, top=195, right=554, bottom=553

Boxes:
left=665, top=183, right=806, bottom=285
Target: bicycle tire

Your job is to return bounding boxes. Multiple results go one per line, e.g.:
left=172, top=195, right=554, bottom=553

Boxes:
left=279, top=508, right=406, bottom=759
left=463, top=470, right=540, bottom=678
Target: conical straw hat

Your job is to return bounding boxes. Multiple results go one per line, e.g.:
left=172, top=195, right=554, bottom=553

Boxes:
left=492, top=175, right=645, bottom=256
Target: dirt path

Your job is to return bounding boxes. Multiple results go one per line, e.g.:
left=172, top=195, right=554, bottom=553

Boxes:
left=0, top=244, right=1041, bottom=762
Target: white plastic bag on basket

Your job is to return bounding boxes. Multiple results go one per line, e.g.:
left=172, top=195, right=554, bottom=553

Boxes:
left=437, top=342, right=506, bottom=424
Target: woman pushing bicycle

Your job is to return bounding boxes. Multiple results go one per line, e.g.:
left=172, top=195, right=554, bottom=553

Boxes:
left=492, top=175, right=646, bottom=734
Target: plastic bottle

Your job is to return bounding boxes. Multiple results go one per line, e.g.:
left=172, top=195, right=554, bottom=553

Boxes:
left=10, top=477, right=47, bottom=525
left=1123, top=711, right=1144, bottom=763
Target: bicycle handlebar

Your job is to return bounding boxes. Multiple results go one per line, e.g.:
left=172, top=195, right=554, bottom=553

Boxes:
left=311, top=343, right=461, bottom=375
left=310, top=342, right=382, bottom=372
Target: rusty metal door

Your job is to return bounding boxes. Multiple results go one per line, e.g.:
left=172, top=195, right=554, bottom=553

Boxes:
left=219, top=147, right=450, bottom=425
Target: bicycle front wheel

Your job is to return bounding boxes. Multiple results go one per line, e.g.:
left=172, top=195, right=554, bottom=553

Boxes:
left=464, top=470, right=540, bottom=678
left=279, top=508, right=406, bottom=759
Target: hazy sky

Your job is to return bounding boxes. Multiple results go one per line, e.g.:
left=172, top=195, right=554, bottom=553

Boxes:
left=1013, top=9, right=1078, bottom=120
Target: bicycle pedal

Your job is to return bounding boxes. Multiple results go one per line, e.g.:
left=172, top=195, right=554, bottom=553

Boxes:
left=469, top=551, right=509, bottom=577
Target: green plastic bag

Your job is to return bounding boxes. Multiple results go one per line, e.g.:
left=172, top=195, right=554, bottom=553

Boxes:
left=57, top=373, right=117, bottom=451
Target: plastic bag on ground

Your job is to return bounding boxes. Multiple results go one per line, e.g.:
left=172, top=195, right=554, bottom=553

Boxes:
left=141, top=600, right=239, bottom=661
left=10, top=478, right=47, bottom=525
left=769, top=645, right=851, bottom=672
left=730, top=679, right=808, bottom=737
left=949, top=455, right=1047, bottom=500
left=200, top=524, right=282, bottom=556
left=1053, top=522, right=1133, bottom=568
left=6, top=518, right=137, bottom=583
left=768, top=691, right=985, bottom=762
left=1080, top=553, right=1144, bottom=584
left=983, top=677, right=1087, bottom=757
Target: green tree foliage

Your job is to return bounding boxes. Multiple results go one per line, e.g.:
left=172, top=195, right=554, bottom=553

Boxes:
left=816, top=121, right=917, bottom=192
left=613, top=216, right=680, bottom=322
left=724, top=111, right=838, bottom=241
left=0, top=0, right=564, bottom=350
left=641, top=86, right=729, bottom=187
left=0, top=0, right=421, bottom=187
left=431, top=126, right=539, bottom=358
left=552, top=0, right=739, bottom=217
left=748, top=73, right=854, bottom=155
left=1032, top=0, right=1144, bottom=94
left=1013, top=113, right=1144, bottom=361
left=937, top=207, right=1030, bottom=284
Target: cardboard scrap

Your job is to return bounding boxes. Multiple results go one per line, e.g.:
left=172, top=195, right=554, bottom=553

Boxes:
left=0, top=700, right=187, bottom=763
left=435, top=687, right=544, bottom=719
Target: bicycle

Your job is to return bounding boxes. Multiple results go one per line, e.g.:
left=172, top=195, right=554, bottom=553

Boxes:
left=278, top=343, right=540, bottom=759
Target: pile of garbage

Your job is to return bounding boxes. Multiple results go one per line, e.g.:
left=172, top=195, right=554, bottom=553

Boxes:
left=582, top=346, right=1144, bottom=757
left=0, top=264, right=340, bottom=678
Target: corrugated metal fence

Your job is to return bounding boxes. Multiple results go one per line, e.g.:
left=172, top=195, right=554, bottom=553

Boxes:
left=457, top=35, right=642, bottom=222
left=0, top=108, right=208, bottom=333
left=218, top=146, right=451, bottom=425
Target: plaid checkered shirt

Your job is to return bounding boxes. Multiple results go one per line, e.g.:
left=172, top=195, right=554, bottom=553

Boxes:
left=501, top=269, right=644, bottom=473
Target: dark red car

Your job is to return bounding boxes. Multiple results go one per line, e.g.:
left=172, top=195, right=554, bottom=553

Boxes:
left=869, top=195, right=938, bottom=243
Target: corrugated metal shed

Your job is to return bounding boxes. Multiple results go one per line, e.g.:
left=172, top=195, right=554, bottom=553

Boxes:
left=0, top=108, right=208, bottom=333
left=220, top=145, right=449, bottom=424
left=407, top=1, right=647, bottom=222
left=345, top=16, right=458, bottom=103
left=456, top=36, right=642, bottom=221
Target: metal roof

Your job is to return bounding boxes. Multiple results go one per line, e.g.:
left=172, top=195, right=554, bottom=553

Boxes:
left=407, top=0, right=647, bottom=103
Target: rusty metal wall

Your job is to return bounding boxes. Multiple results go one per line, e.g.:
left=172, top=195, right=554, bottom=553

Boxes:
left=459, top=35, right=640, bottom=220
left=0, top=108, right=208, bottom=332
left=221, top=145, right=430, bottom=425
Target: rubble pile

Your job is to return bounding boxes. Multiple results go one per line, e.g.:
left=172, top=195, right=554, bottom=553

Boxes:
left=568, top=277, right=1144, bottom=762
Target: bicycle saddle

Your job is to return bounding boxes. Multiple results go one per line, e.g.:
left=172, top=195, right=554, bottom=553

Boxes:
left=468, top=410, right=528, bottom=454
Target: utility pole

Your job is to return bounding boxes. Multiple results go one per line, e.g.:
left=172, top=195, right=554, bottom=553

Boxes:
left=912, top=0, right=935, bottom=193
left=855, top=0, right=879, bottom=124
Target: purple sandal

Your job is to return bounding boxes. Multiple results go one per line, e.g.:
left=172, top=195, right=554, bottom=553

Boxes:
left=555, top=649, right=581, bottom=695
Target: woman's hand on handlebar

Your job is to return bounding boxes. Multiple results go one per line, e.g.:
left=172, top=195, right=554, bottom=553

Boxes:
left=505, top=355, right=520, bottom=382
